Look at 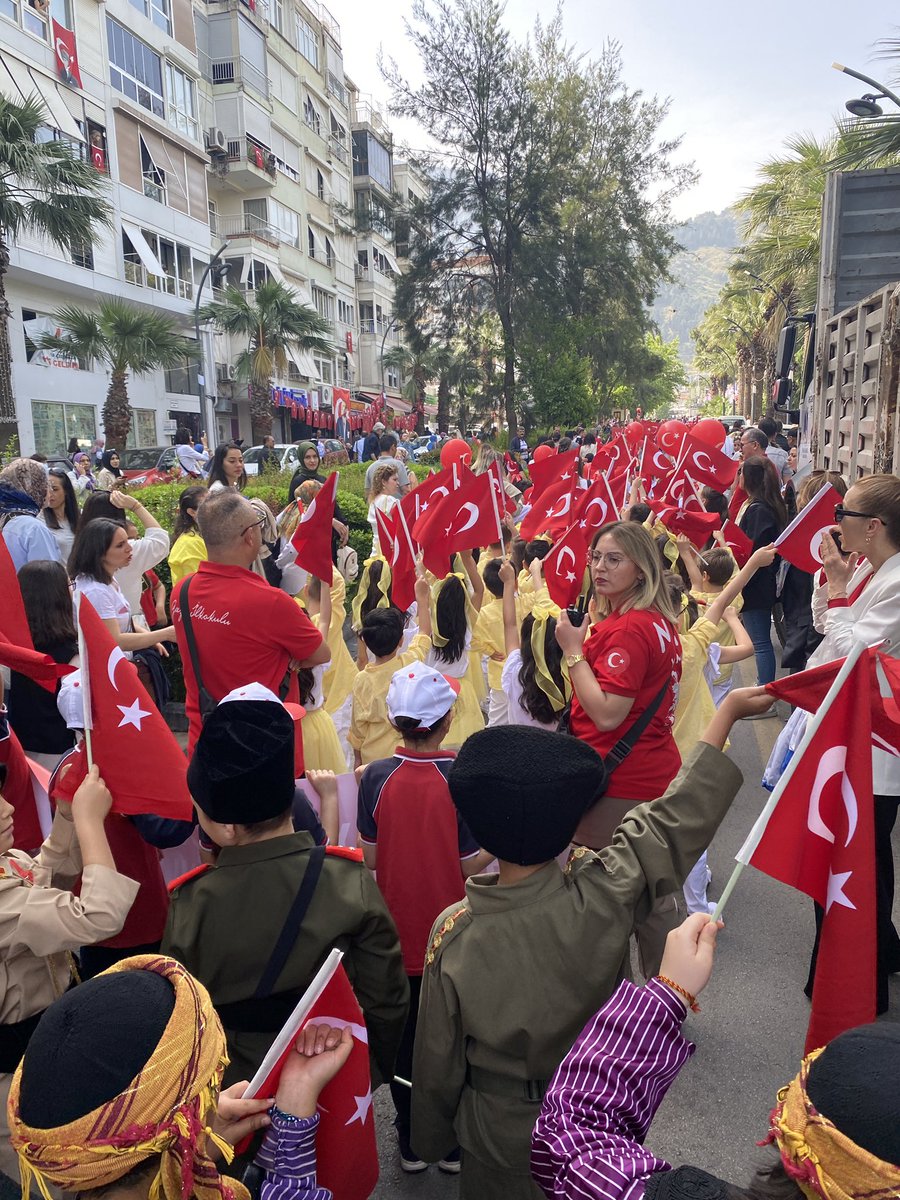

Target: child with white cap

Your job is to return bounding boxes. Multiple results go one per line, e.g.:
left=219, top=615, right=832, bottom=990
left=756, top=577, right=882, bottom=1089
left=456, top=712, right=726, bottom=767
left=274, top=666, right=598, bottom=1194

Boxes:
left=357, top=659, right=494, bottom=1175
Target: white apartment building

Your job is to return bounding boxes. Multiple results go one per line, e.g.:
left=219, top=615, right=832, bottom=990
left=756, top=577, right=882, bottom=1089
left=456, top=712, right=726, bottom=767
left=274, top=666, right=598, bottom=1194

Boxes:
left=2, top=0, right=414, bottom=456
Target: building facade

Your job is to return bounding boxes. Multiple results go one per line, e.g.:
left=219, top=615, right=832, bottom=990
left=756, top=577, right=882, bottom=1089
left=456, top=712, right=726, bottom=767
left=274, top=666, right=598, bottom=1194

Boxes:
left=2, top=0, right=412, bottom=456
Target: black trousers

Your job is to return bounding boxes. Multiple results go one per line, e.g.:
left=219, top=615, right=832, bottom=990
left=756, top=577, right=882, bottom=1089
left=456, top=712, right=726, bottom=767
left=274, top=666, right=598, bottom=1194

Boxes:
left=79, top=941, right=161, bottom=980
left=390, top=973, right=421, bottom=1140
left=806, top=794, right=900, bottom=1014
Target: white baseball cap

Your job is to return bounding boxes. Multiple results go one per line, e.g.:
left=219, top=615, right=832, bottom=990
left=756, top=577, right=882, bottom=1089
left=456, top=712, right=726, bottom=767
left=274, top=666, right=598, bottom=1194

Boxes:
left=387, top=660, right=460, bottom=730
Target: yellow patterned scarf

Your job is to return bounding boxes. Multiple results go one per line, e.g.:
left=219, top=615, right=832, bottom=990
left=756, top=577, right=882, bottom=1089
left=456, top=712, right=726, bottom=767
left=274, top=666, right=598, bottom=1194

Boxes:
left=529, top=605, right=570, bottom=713
left=765, top=1046, right=900, bottom=1200
left=351, top=556, right=392, bottom=630
left=8, top=954, right=248, bottom=1200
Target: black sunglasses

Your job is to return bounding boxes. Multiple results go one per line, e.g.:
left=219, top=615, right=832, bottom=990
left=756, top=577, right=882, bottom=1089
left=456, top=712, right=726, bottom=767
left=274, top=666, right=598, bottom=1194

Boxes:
left=834, top=505, right=877, bottom=522
left=240, top=513, right=267, bottom=537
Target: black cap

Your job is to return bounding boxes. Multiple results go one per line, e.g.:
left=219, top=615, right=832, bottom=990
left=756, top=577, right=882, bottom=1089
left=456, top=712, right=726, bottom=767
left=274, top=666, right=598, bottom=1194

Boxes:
left=807, top=1023, right=900, bottom=1166
left=18, top=971, right=175, bottom=1128
left=448, top=726, right=606, bottom=865
left=187, top=699, right=295, bottom=823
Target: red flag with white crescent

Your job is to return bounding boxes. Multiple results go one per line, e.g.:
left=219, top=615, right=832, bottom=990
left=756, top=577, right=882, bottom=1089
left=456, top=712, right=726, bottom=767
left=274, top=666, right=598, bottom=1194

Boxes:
left=519, top=471, right=579, bottom=541
left=412, top=467, right=496, bottom=576
left=527, top=448, right=579, bottom=502
left=746, top=655, right=875, bottom=1051
left=773, top=482, right=844, bottom=574
left=291, top=470, right=339, bottom=582
left=374, top=504, right=416, bottom=612
left=401, top=464, right=460, bottom=533
left=672, top=430, right=738, bottom=490
left=542, top=522, right=589, bottom=608
left=719, top=520, right=754, bottom=567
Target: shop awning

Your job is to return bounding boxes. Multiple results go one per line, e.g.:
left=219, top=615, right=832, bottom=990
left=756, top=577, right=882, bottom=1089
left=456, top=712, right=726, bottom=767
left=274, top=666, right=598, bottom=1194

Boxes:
left=290, top=348, right=317, bottom=378
left=383, top=249, right=402, bottom=275
left=0, top=53, right=84, bottom=142
left=121, top=221, right=167, bottom=278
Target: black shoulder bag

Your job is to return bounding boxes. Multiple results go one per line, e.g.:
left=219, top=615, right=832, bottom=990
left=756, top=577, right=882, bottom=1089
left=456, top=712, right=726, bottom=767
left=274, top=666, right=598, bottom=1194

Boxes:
left=179, top=575, right=217, bottom=723
left=558, top=681, right=669, bottom=790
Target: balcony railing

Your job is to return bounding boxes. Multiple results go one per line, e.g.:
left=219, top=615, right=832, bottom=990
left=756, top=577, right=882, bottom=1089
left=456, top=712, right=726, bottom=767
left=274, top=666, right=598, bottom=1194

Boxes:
left=329, top=135, right=348, bottom=165
left=359, top=318, right=398, bottom=337
left=326, top=71, right=347, bottom=105
left=210, top=56, right=270, bottom=100
left=226, top=137, right=278, bottom=178
left=124, top=260, right=193, bottom=300
left=218, top=214, right=297, bottom=247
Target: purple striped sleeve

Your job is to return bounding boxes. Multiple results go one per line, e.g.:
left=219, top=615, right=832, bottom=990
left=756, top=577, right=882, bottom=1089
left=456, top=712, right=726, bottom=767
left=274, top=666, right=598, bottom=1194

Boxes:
left=256, top=1111, right=332, bottom=1200
left=531, top=978, right=693, bottom=1200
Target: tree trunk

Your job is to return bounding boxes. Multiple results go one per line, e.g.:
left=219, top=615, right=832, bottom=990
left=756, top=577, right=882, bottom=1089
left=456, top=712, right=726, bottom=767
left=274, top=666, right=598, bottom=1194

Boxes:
left=414, top=366, right=426, bottom=436
left=102, top=370, right=132, bottom=447
left=249, top=379, right=273, bottom=440
left=502, top=336, right=516, bottom=435
left=0, top=234, right=18, bottom=436
left=437, top=371, right=450, bottom=435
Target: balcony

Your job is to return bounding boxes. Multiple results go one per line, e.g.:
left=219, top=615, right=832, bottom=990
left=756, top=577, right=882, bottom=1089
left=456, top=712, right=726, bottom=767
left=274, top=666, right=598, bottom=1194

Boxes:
left=359, top=318, right=398, bottom=339
left=326, top=72, right=347, bottom=106
left=218, top=214, right=296, bottom=248
left=209, top=56, right=270, bottom=101
left=329, top=135, right=349, bottom=165
left=124, top=260, right=193, bottom=301
left=209, top=138, right=277, bottom=192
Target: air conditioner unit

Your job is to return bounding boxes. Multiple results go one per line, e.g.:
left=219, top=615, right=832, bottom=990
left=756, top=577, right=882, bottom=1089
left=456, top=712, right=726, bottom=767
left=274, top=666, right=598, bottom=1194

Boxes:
left=206, top=127, right=227, bottom=154
left=321, top=383, right=334, bottom=407
left=227, top=363, right=238, bottom=380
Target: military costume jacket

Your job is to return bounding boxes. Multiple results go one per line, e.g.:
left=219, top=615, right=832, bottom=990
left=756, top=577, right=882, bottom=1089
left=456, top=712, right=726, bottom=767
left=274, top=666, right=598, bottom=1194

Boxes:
left=162, top=831, right=409, bottom=1086
left=411, top=743, right=742, bottom=1180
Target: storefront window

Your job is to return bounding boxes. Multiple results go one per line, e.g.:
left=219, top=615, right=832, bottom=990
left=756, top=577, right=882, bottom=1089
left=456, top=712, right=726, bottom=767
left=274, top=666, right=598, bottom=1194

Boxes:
left=31, top=400, right=96, bottom=456
left=125, top=408, right=158, bottom=447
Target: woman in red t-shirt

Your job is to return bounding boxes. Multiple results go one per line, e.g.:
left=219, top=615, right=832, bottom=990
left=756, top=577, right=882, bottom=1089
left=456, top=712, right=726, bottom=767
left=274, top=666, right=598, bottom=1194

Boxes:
left=556, top=521, right=683, bottom=971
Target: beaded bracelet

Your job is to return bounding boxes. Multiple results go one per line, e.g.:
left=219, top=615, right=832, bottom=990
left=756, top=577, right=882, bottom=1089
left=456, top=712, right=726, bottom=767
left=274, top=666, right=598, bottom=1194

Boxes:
left=655, top=974, right=700, bottom=1013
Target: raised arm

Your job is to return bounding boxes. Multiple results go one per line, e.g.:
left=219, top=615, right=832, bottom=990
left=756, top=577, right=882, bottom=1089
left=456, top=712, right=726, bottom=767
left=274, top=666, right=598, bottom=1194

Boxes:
left=460, top=549, right=484, bottom=612
left=716, top=608, right=753, bottom=665
left=499, top=559, right=520, bottom=655
left=704, top=544, right=776, bottom=627
left=676, top=535, right=705, bottom=592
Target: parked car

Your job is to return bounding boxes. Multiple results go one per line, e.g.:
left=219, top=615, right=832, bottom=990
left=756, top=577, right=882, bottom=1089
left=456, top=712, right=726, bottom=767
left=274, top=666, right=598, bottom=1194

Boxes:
left=45, top=454, right=75, bottom=476
left=119, top=446, right=180, bottom=488
left=243, top=444, right=301, bottom=477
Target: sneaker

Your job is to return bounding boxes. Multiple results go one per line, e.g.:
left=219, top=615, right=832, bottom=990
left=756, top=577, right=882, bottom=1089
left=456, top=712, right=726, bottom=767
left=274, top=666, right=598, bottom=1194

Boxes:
left=438, top=1148, right=461, bottom=1174
left=398, top=1138, right=428, bottom=1174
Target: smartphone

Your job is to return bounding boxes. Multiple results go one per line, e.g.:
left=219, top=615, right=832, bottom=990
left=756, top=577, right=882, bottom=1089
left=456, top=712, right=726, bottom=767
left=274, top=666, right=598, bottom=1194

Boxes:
left=566, top=606, right=587, bottom=627
left=830, top=530, right=843, bottom=553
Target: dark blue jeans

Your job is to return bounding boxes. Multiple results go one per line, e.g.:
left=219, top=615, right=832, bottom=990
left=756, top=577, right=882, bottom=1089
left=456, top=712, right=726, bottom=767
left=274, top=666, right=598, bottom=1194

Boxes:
left=741, top=607, right=776, bottom=685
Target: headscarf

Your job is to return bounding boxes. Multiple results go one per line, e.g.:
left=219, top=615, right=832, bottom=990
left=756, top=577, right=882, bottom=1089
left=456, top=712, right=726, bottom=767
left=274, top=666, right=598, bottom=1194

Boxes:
left=72, top=452, right=96, bottom=489
left=0, top=459, right=48, bottom=510
left=8, top=954, right=248, bottom=1200
left=765, top=1046, right=900, bottom=1200
left=99, top=449, right=122, bottom=478
left=293, top=441, right=323, bottom=486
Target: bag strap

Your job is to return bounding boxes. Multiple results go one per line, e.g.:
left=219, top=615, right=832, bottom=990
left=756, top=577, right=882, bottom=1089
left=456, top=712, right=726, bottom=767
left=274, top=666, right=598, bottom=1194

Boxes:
left=179, top=576, right=217, bottom=715
left=604, top=682, right=669, bottom=772
left=253, top=845, right=326, bottom=1000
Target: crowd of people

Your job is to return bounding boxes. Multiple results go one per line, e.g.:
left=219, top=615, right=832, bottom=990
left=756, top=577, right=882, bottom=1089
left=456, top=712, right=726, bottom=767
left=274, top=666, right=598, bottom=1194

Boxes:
left=0, top=411, right=898, bottom=1200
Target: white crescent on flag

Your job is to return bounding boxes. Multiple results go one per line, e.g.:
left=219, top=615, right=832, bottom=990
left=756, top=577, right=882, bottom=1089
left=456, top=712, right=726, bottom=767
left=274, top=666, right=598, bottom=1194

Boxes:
left=454, top=501, right=480, bottom=534
left=107, top=646, right=127, bottom=690
left=807, top=744, right=858, bottom=848
left=692, top=449, right=714, bottom=475
left=582, top=496, right=609, bottom=527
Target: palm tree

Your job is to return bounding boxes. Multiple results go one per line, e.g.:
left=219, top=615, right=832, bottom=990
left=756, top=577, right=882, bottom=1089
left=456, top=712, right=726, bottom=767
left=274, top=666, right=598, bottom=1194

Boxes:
left=40, top=299, right=198, bottom=445
left=383, top=344, right=445, bottom=435
left=830, top=41, right=900, bottom=169
left=200, top=280, right=331, bottom=439
left=0, top=94, right=111, bottom=441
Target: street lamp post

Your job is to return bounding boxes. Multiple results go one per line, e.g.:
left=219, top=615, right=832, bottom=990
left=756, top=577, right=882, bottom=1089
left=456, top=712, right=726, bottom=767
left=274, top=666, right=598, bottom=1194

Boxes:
left=833, top=62, right=900, bottom=116
left=194, top=241, right=229, bottom=451
left=740, top=267, right=790, bottom=315
left=379, top=311, right=401, bottom=397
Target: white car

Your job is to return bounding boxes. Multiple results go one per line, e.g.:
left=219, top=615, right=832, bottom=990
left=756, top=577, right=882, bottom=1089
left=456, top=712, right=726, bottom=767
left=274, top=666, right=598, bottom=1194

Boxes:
left=243, top=444, right=300, bottom=476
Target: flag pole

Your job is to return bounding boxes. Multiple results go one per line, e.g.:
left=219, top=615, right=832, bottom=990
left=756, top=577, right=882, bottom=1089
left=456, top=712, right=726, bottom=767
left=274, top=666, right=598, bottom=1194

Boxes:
left=396, top=504, right=418, bottom=567
left=686, top=471, right=729, bottom=552
left=710, top=636, right=874, bottom=923
left=488, top=461, right=505, bottom=555
left=74, top=593, right=94, bottom=770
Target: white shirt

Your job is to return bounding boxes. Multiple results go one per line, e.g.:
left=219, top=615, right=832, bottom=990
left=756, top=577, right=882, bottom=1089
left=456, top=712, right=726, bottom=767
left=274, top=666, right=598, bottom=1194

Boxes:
left=500, top=649, right=558, bottom=730
left=115, top=526, right=170, bottom=616
left=40, top=513, right=76, bottom=560
left=175, top=444, right=209, bottom=476
left=74, top=576, right=132, bottom=654
left=368, top=493, right=399, bottom=556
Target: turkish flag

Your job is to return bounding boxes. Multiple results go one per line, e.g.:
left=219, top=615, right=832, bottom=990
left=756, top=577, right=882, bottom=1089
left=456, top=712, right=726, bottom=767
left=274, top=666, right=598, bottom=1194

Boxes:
left=401, top=464, right=460, bottom=531
left=54, top=597, right=192, bottom=820
left=774, top=483, right=844, bottom=573
left=718, top=520, right=754, bottom=567
left=673, top=431, right=738, bottom=490
left=638, top=440, right=675, bottom=494
left=413, top=468, right=498, bottom=576
left=374, top=505, right=416, bottom=613
left=0, top=637, right=76, bottom=689
left=747, top=655, right=876, bottom=1051
left=291, top=471, right=338, bottom=582
left=767, top=650, right=900, bottom=759
left=657, top=505, right=722, bottom=548
left=0, top=537, right=45, bottom=668
left=728, top=484, right=748, bottom=521
left=542, top=522, right=589, bottom=608
left=520, top=472, right=579, bottom=541
left=243, top=950, right=378, bottom=1200
left=571, top=476, right=617, bottom=537
left=527, top=448, right=580, bottom=502
left=588, top=437, right=628, bottom=479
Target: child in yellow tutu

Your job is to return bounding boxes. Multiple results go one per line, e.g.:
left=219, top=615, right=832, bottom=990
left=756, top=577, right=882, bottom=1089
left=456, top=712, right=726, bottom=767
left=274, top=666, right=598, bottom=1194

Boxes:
left=297, top=575, right=347, bottom=773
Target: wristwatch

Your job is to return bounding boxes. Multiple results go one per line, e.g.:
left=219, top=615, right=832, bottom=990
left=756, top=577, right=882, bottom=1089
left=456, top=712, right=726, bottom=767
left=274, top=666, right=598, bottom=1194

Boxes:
left=565, top=653, right=585, bottom=668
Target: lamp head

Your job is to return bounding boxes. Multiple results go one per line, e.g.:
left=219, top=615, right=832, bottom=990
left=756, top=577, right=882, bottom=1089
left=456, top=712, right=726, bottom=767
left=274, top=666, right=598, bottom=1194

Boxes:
left=845, top=93, right=884, bottom=118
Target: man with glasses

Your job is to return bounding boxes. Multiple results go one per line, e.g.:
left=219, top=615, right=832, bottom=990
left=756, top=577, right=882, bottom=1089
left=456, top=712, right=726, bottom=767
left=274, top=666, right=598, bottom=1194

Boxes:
left=170, top=489, right=330, bottom=751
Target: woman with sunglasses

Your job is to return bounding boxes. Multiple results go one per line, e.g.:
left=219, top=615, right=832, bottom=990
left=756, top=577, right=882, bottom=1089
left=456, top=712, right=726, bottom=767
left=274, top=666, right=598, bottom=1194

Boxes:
left=556, top=521, right=683, bottom=976
left=767, top=472, right=900, bottom=1014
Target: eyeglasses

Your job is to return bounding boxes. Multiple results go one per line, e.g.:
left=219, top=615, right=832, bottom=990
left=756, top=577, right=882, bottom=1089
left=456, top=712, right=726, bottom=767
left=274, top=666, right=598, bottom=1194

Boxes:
left=834, top=505, right=877, bottom=522
left=589, top=552, right=628, bottom=568
left=240, top=514, right=267, bottom=537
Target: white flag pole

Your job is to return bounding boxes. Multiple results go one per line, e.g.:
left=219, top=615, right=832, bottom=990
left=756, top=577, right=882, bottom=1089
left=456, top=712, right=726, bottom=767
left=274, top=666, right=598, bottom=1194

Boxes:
left=710, top=636, right=876, bottom=923
left=488, top=461, right=505, bottom=553
left=74, top=593, right=94, bottom=770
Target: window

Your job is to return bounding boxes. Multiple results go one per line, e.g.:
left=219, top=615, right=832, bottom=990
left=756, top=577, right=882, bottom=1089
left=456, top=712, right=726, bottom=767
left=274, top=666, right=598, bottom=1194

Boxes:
left=164, top=357, right=199, bottom=394
left=208, top=198, right=218, bottom=235
left=31, top=401, right=96, bottom=457
left=69, top=238, right=94, bottom=270
left=140, top=136, right=166, bottom=203
left=303, top=95, right=321, bottom=137
left=166, top=64, right=198, bottom=140
left=307, top=226, right=316, bottom=259
left=313, top=354, right=333, bottom=384
left=325, top=237, right=334, bottom=268
left=386, top=365, right=399, bottom=390
left=270, top=199, right=299, bottom=246
left=125, top=409, right=158, bottom=448
left=268, top=0, right=283, bottom=35
left=311, top=286, right=334, bottom=323
left=122, top=228, right=195, bottom=299
left=296, top=14, right=317, bottom=66
left=352, top=130, right=392, bottom=190
left=107, top=18, right=164, bottom=119
left=337, top=298, right=353, bottom=326
left=128, top=0, right=169, bottom=32
left=358, top=301, right=374, bottom=334
left=269, top=58, right=296, bottom=107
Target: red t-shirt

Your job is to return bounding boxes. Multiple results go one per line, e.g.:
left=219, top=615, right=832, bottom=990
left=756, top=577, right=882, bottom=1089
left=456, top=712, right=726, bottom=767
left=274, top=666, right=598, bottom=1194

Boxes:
left=568, top=607, right=682, bottom=801
left=357, top=748, right=480, bottom=975
left=171, top=562, right=323, bottom=750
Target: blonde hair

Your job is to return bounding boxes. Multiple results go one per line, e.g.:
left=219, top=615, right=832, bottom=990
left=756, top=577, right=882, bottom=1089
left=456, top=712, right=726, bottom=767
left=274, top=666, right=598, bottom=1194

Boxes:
left=369, top=464, right=398, bottom=499
left=590, top=521, right=679, bottom=621
left=797, top=472, right=846, bottom=511
left=850, top=473, right=900, bottom=545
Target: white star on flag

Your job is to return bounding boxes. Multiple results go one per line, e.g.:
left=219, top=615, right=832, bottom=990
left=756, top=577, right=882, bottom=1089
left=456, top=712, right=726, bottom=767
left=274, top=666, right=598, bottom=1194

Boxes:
left=565, top=571, right=576, bottom=582
left=825, top=868, right=855, bottom=913
left=117, top=697, right=151, bottom=731
left=345, top=1091, right=373, bottom=1126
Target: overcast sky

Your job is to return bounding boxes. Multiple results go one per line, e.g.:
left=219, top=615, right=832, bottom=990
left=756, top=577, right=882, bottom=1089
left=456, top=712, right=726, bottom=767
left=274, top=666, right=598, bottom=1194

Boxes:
left=338, top=0, right=896, bottom=220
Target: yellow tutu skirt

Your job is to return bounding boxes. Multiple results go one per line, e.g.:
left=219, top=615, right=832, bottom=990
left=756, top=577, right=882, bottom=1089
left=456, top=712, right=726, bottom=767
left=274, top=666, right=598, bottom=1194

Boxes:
left=301, top=706, right=347, bottom=774
left=466, top=647, right=487, bottom=705
left=445, top=674, right=486, bottom=750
